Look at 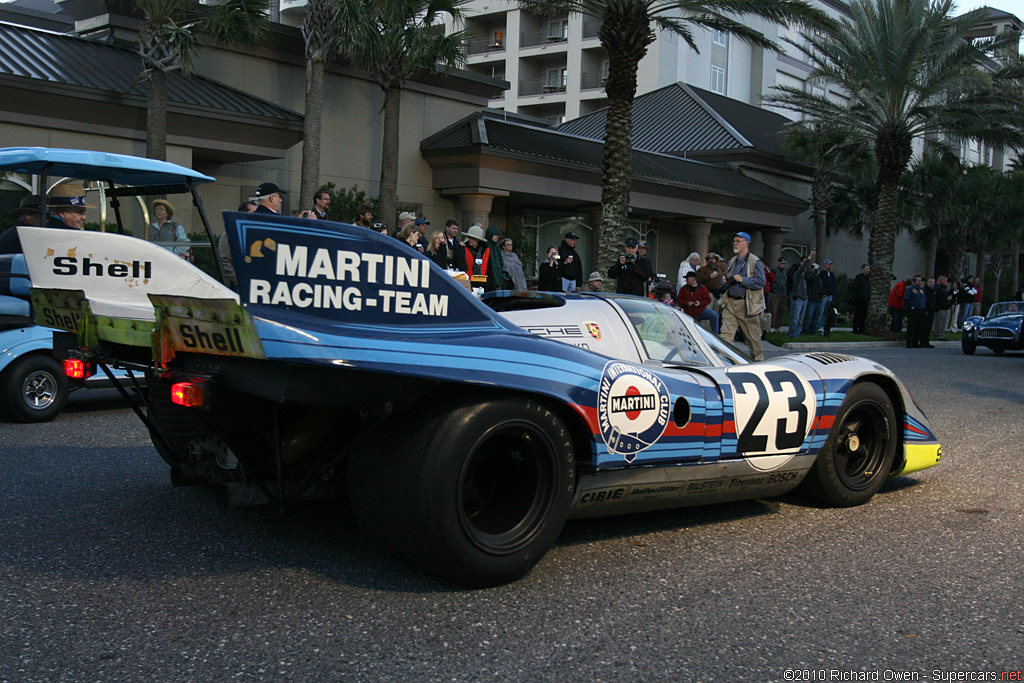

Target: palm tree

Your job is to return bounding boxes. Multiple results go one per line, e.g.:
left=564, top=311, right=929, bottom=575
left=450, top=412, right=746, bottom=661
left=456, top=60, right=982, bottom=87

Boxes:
left=519, top=0, right=832, bottom=280
left=301, top=0, right=353, bottom=207
left=768, top=0, right=1024, bottom=332
left=130, top=0, right=269, bottom=161
left=906, top=146, right=963, bottom=276
left=785, top=121, right=869, bottom=263
left=340, top=0, right=469, bottom=229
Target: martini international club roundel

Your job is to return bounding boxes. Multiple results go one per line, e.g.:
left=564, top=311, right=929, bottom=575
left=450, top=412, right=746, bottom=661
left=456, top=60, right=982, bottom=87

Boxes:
left=598, top=361, right=671, bottom=462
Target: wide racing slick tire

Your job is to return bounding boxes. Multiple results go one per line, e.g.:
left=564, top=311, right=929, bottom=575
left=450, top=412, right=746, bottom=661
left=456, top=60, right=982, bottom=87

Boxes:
left=962, top=340, right=976, bottom=355
left=348, top=396, right=576, bottom=587
left=2, top=354, right=69, bottom=423
left=799, top=382, right=897, bottom=507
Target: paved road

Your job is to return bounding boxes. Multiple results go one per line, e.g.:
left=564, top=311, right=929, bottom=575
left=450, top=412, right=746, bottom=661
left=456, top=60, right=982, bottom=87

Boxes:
left=1, top=347, right=1022, bottom=682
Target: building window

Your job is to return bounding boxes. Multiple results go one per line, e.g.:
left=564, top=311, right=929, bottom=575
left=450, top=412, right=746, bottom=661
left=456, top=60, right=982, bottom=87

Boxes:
left=491, top=29, right=504, bottom=48
left=710, top=65, right=726, bottom=94
left=713, top=30, right=727, bottom=47
left=546, top=68, right=567, bottom=91
left=548, top=19, right=568, bottom=40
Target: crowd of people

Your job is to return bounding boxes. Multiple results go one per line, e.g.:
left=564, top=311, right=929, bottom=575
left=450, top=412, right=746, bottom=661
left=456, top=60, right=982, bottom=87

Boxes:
left=10, top=179, right=1010, bottom=362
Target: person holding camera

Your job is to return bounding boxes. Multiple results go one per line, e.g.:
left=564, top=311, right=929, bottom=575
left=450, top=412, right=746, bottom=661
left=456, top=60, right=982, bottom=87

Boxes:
left=538, top=245, right=564, bottom=291
left=607, top=237, right=651, bottom=296
left=720, top=231, right=767, bottom=361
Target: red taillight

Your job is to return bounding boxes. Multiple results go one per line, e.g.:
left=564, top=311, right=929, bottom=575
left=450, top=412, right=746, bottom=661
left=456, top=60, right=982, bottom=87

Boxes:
left=63, top=358, right=90, bottom=379
left=171, top=381, right=205, bottom=408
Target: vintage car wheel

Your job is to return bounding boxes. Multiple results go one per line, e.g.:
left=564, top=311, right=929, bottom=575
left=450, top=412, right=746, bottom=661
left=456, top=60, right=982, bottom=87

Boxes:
left=800, top=382, right=896, bottom=507
left=962, top=340, right=976, bottom=355
left=348, top=396, right=575, bottom=587
left=2, top=354, right=69, bottom=423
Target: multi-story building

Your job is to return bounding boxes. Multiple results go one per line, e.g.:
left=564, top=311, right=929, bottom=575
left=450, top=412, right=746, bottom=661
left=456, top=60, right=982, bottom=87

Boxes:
left=451, top=0, right=854, bottom=124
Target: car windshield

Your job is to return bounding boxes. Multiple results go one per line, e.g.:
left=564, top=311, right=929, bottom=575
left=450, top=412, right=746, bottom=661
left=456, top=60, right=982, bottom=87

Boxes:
left=616, top=297, right=712, bottom=366
left=986, top=302, right=1022, bottom=319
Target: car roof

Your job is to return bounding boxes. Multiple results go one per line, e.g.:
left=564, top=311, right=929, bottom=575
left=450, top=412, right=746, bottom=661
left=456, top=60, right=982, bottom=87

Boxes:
left=0, top=147, right=215, bottom=187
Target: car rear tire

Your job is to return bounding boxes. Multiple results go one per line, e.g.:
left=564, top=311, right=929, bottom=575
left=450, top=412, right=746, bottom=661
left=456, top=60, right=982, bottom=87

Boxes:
left=799, top=382, right=897, bottom=507
left=2, top=354, right=69, bottom=423
left=348, top=396, right=575, bottom=587
left=962, top=340, right=976, bottom=355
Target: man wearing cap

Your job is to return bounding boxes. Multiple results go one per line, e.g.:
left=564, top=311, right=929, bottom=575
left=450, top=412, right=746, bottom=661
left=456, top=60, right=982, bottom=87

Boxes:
left=558, top=231, right=584, bottom=292
left=396, top=211, right=416, bottom=235
left=253, top=182, right=287, bottom=214
left=676, top=271, right=719, bottom=333
left=607, top=237, right=651, bottom=296
left=768, top=256, right=788, bottom=333
left=636, top=240, right=653, bottom=296
left=720, top=231, right=767, bottom=361
left=583, top=271, right=604, bottom=292
left=415, top=217, right=431, bottom=250
left=454, top=223, right=497, bottom=291
left=0, top=195, right=43, bottom=254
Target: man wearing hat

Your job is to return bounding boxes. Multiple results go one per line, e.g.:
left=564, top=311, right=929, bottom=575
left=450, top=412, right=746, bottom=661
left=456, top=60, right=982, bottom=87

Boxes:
left=0, top=195, right=43, bottom=255
left=253, top=182, right=287, bottom=214
left=454, top=223, right=497, bottom=292
left=415, top=216, right=431, bottom=249
left=558, top=231, right=584, bottom=292
left=397, top=211, right=416, bottom=234
left=720, top=231, right=767, bottom=361
left=583, top=271, right=604, bottom=292
left=768, top=256, right=788, bottom=333
left=607, top=237, right=651, bottom=296
left=676, top=271, right=719, bottom=333
left=636, top=240, right=653, bottom=296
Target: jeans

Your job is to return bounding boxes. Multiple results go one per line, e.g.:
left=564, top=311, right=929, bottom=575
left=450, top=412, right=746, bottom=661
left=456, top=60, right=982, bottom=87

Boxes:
left=805, top=300, right=823, bottom=336
left=788, top=297, right=807, bottom=337
left=694, top=308, right=719, bottom=333
left=813, top=295, right=832, bottom=333
left=960, top=303, right=973, bottom=328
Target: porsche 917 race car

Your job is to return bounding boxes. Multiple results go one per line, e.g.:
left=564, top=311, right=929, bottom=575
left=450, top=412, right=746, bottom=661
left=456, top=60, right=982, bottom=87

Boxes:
left=17, top=197, right=941, bottom=587
left=961, top=301, right=1024, bottom=355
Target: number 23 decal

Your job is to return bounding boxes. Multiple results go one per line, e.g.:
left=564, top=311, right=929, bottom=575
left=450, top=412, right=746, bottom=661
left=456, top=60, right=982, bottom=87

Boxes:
left=727, top=367, right=816, bottom=456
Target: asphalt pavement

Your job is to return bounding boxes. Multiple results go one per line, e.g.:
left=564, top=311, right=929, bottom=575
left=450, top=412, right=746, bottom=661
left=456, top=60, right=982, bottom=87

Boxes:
left=1, top=346, right=1022, bottom=682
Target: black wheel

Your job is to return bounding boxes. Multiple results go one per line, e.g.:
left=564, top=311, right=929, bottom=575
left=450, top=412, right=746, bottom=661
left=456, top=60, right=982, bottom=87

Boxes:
left=2, top=354, right=69, bottom=423
left=799, top=382, right=897, bottom=507
left=962, top=340, right=976, bottom=355
left=348, top=396, right=575, bottom=587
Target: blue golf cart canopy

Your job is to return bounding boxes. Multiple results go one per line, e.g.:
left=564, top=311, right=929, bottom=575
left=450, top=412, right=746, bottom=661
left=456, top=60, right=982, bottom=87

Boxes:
left=0, top=148, right=215, bottom=187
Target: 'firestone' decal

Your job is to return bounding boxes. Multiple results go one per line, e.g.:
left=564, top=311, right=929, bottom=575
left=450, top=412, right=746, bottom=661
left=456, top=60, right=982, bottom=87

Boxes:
left=598, top=361, right=671, bottom=462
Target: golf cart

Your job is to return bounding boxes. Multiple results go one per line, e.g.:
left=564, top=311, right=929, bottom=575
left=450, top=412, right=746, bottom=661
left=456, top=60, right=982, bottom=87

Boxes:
left=0, top=147, right=219, bottom=421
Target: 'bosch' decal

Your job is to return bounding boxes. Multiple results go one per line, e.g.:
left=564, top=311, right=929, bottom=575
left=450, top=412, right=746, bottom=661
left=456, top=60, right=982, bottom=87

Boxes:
left=598, top=361, right=670, bottom=462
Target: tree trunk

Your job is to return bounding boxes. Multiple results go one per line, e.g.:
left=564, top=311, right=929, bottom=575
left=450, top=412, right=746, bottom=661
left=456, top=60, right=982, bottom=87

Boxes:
left=1011, top=239, right=1020, bottom=295
left=378, top=86, right=401, bottom=232
left=300, top=58, right=325, bottom=213
left=146, top=68, right=167, bottom=162
left=867, top=174, right=901, bottom=334
left=813, top=209, right=826, bottom=264
left=925, top=229, right=937, bottom=278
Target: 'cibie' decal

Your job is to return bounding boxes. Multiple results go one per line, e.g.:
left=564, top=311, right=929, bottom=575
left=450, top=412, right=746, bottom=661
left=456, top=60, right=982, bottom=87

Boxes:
left=598, top=361, right=670, bottom=462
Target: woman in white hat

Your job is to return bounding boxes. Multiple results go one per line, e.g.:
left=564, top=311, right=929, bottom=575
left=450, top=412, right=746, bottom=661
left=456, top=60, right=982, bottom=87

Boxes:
left=149, top=198, right=191, bottom=258
left=454, top=224, right=497, bottom=291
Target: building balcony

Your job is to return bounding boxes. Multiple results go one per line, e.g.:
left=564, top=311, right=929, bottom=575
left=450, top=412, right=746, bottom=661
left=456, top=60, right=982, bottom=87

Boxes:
left=521, top=30, right=567, bottom=49
left=520, top=79, right=566, bottom=96
left=580, top=71, right=606, bottom=91
left=467, top=36, right=506, bottom=55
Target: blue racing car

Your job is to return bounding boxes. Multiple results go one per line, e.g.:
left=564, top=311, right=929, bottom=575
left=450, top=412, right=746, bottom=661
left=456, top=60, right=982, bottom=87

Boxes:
left=14, top=150, right=942, bottom=587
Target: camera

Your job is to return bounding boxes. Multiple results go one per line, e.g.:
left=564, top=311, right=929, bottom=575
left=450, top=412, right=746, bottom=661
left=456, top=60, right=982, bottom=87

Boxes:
left=625, top=254, right=635, bottom=263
